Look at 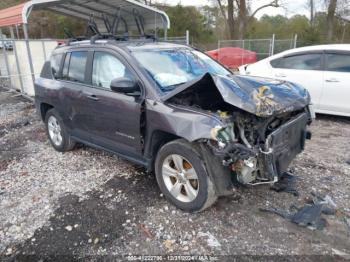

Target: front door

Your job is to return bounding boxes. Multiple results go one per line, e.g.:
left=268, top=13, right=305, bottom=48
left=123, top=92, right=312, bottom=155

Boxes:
left=79, top=50, right=143, bottom=157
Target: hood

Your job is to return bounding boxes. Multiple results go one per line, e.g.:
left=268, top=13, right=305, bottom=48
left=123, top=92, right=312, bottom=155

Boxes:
left=162, top=73, right=310, bottom=117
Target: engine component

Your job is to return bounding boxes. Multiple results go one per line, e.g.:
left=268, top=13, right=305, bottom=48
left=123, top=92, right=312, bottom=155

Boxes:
left=235, top=157, right=257, bottom=184
left=210, top=123, right=236, bottom=144
left=237, top=122, right=252, bottom=149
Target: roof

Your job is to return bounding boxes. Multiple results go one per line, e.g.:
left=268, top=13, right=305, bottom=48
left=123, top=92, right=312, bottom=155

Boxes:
left=0, top=3, right=27, bottom=27
left=0, top=0, right=170, bottom=31
left=281, top=44, right=350, bottom=54
left=258, top=44, right=350, bottom=61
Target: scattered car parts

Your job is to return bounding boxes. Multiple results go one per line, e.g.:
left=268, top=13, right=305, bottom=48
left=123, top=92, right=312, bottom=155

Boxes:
left=260, top=193, right=337, bottom=230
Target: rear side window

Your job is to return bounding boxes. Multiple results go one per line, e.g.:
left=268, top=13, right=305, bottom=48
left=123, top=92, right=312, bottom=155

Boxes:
left=270, top=53, right=322, bottom=70
left=325, top=53, right=350, bottom=72
left=68, top=51, right=88, bottom=83
left=51, top=54, right=63, bottom=79
left=60, top=51, right=88, bottom=83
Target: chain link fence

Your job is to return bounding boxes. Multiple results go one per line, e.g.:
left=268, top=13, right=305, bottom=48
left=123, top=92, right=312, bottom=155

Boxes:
left=273, top=37, right=298, bottom=55
left=160, top=30, right=190, bottom=45
left=218, top=38, right=272, bottom=62
left=217, top=35, right=297, bottom=68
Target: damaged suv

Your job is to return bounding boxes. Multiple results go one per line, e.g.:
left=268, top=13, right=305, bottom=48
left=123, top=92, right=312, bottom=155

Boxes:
left=35, top=40, right=312, bottom=212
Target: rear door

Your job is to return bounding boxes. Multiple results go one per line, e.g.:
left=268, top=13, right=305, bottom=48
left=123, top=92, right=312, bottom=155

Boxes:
left=58, top=50, right=93, bottom=142
left=269, top=52, right=324, bottom=110
left=319, top=51, right=350, bottom=116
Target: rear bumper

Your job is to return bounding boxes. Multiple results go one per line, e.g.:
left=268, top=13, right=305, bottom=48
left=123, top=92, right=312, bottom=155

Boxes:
left=260, top=112, right=310, bottom=180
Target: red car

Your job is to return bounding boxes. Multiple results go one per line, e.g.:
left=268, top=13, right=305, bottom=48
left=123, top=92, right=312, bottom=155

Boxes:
left=206, top=47, right=257, bottom=69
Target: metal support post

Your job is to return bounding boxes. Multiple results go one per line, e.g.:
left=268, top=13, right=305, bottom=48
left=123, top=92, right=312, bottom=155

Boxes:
left=271, top=34, right=275, bottom=56
left=41, top=40, right=47, bottom=61
left=0, top=28, right=12, bottom=88
left=293, top=34, right=298, bottom=48
left=23, top=23, right=35, bottom=85
left=10, top=27, right=15, bottom=39
left=13, top=40, right=25, bottom=93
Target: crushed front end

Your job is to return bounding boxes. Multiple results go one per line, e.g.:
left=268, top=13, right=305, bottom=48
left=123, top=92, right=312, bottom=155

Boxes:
left=209, top=108, right=312, bottom=185
left=164, top=73, right=313, bottom=186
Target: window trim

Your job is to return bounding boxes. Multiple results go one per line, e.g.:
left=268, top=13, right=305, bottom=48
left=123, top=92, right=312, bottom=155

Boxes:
left=324, top=50, right=350, bottom=55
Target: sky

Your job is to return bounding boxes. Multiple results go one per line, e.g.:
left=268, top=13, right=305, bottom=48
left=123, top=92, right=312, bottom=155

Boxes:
left=161, top=0, right=325, bottom=19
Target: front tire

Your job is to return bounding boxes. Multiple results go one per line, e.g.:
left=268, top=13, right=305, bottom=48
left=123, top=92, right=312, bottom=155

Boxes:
left=155, top=139, right=217, bottom=212
left=45, top=109, right=75, bottom=152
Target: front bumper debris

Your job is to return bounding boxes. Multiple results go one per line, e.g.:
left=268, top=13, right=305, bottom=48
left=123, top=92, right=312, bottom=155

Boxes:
left=258, top=112, right=310, bottom=183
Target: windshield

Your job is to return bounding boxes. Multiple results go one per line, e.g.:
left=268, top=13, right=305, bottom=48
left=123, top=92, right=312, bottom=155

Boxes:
left=132, top=48, right=231, bottom=93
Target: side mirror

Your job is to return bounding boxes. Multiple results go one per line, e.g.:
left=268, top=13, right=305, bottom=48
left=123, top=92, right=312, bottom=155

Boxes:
left=110, top=77, right=139, bottom=94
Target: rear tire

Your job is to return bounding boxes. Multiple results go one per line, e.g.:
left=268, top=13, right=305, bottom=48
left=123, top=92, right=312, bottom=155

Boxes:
left=45, top=109, right=75, bottom=152
left=155, top=139, right=217, bottom=212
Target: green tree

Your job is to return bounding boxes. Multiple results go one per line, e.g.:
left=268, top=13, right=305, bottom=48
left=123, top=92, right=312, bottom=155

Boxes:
left=159, top=4, right=215, bottom=44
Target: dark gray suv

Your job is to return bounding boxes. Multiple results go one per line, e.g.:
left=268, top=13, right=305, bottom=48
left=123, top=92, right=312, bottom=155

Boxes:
left=35, top=39, right=312, bottom=212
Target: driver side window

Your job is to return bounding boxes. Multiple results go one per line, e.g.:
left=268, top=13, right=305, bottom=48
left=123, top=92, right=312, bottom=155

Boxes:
left=92, top=52, right=132, bottom=89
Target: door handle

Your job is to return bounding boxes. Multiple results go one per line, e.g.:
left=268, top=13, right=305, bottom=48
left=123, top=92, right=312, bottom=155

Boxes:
left=85, top=93, right=99, bottom=101
left=325, top=78, right=339, bottom=83
left=275, top=73, right=286, bottom=77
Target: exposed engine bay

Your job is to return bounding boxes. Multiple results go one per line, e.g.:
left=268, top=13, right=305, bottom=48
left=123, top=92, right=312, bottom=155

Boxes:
left=165, top=73, right=312, bottom=185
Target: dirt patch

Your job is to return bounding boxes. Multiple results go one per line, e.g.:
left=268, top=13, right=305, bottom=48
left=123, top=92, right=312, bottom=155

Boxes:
left=9, top=173, right=161, bottom=259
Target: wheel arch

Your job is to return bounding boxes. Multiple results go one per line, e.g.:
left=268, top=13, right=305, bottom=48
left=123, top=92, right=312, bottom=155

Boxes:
left=40, top=102, right=54, bottom=121
left=144, top=129, right=182, bottom=171
left=151, top=136, right=234, bottom=197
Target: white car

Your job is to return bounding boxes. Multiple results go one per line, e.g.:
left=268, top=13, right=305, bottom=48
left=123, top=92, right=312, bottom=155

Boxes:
left=238, top=44, right=350, bottom=117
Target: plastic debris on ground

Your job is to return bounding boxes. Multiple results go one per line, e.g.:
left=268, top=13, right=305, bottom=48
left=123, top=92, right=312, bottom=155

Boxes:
left=270, top=172, right=299, bottom=197
left=260, top=192, right=337, bottom=230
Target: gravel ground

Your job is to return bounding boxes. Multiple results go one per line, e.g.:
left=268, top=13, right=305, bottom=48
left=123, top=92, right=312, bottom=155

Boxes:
left=0, top=86, right=350, bottom=261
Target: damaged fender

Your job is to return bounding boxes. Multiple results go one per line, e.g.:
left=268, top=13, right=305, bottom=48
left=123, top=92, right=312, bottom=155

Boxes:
left=145, top=99, right=223, bottom=142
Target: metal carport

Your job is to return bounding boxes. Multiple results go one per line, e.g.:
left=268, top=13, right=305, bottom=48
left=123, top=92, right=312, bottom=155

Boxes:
left=0, top=0, right=170, bottom=35
left=0, top=0, right=170, bottom=97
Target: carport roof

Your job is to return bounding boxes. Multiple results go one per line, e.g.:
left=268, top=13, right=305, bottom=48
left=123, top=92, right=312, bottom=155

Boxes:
left=0, top=3, right=27, bottom=27
left=0, top=0, right=170, bottom=31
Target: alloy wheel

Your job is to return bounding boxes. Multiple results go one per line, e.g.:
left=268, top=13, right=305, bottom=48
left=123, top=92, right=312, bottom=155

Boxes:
left=48, top=115, right=63, bottom=146
left=162, top=154, right=199, bottom=202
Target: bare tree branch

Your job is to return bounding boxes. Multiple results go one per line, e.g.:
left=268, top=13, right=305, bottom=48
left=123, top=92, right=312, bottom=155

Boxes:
left=216, top=0, right=228, bottom=20
left=327, top=0, right=337, bottom=41
left=249, top=0, right=280, bottom=20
